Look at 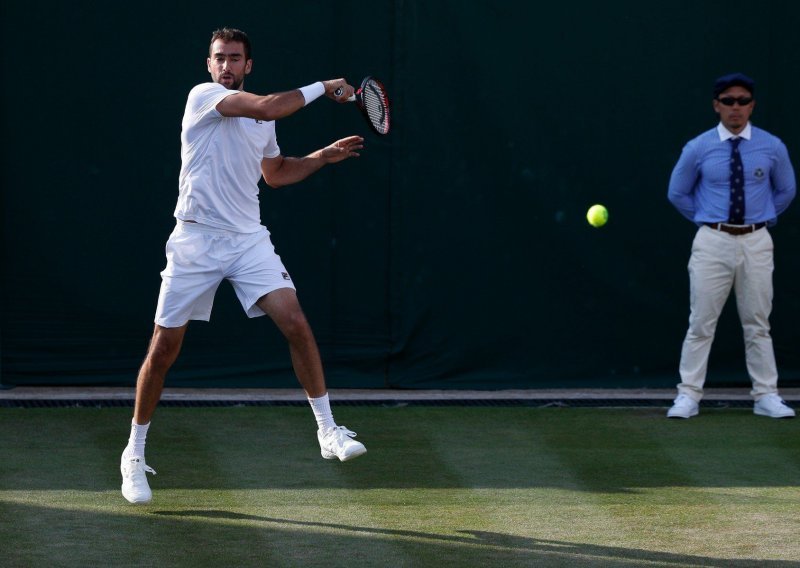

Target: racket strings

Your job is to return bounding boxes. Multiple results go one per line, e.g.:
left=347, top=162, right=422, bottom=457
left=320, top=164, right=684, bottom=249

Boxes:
left=361, top=81, right=390, bottom=135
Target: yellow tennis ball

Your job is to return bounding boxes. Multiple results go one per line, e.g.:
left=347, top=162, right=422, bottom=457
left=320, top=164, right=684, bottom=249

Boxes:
left=586, top=204, right=609, bottom=228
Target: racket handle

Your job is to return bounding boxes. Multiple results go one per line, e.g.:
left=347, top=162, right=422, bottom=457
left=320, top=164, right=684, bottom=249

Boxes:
left=334, top=86, right=356, bottom=102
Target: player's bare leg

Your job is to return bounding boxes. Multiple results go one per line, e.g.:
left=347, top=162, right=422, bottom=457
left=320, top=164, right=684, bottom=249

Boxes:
left=133, top=324, right=189, bottom=424
left=257, top=288, right=366, bottom=461
left=256, top=289, right=325, bottom=397
left=121, top=324, right=188, bottom=504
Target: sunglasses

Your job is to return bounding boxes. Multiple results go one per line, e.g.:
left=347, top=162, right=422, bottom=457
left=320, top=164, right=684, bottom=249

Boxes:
left=718, top=96, right=753, bottom=106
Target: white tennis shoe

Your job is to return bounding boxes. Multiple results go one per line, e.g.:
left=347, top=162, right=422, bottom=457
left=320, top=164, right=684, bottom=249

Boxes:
left=318, top=425, right=367, bottom=462
left=754, top=394, right=796, bottom=418
left=121, top=456, right=156, bottom=504
left=667, top=394, right=699, bottom=419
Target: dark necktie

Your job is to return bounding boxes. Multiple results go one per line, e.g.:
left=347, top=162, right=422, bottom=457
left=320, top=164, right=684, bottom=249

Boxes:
left=728, top=137, right=745, bottom=224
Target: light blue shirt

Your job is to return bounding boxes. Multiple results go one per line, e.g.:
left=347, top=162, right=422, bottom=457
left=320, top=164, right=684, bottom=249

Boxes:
left=667, top=122, right=796, bottom=225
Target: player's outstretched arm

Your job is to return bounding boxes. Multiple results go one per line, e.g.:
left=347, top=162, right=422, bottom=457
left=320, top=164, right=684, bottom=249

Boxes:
left=261, top=136, right=364, bottom=188
left=217, top=79, right=355, bottom=121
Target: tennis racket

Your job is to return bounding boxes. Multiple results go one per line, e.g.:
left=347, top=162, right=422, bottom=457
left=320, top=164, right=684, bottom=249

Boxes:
left=334, top=76, right=391, bottom=136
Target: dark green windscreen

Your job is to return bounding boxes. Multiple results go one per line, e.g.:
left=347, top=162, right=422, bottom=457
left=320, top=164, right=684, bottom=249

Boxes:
left=2, top=1, right=799, bottom=389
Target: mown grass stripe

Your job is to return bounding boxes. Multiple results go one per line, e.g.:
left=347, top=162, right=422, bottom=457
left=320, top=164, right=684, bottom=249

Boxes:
left=1, top=407, right=798, bottom=566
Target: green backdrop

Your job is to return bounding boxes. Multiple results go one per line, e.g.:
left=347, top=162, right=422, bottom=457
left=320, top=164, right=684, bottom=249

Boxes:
left=2, top=0, right=799, bottom=390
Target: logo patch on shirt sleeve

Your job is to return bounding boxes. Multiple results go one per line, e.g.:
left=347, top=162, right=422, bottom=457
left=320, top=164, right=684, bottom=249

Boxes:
left=282, top=272, right=291, bottom=280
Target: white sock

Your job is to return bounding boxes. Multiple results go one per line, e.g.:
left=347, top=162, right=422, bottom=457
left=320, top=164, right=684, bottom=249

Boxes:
left=308, top=394, right=336, bottom=431
left=123, top=421, right=150, bottom=460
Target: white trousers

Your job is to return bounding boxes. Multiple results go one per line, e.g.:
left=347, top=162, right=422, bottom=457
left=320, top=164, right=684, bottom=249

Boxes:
left=677, top=225, right=778, bottom=400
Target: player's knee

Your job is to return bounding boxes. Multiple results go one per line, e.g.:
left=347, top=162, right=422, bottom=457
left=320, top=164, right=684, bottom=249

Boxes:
left=280, top=310, right=313, bottom=343
left=147, top=331, right=183, bottom=366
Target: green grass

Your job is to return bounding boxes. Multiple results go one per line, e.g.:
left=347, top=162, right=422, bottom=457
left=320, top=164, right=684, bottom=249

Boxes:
left=1, top=406, right=799, bottom=567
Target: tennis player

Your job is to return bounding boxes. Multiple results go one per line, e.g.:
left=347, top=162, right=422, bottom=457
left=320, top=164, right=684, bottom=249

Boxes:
left=120, top=27, right=367, bottom=504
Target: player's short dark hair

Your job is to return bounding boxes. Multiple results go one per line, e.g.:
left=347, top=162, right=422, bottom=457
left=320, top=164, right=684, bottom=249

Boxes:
left=209, top=28, right=252, bottom=60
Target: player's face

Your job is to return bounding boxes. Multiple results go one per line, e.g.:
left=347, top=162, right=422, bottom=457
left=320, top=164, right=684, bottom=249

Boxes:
left=713, top=85, right=755, bottom=134
left=207, top=40, right=252, bottom=90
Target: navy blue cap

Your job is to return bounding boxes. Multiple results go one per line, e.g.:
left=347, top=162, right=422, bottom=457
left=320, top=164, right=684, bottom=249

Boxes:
left=713, top=72, right=755, bottom=98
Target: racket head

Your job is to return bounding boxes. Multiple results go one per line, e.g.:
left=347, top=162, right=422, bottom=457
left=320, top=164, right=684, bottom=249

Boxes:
left=355, top=76, right=391, bottom=135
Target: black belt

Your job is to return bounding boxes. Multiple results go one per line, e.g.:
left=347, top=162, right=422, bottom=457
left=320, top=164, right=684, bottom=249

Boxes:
left=704, top=222, right=766, bottom=235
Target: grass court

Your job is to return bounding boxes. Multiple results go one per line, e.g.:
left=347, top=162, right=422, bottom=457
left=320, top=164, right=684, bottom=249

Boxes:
left=1, top=405, right=799, bottom=566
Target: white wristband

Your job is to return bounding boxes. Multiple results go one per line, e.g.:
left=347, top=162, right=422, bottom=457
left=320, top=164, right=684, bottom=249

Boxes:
left=299, top=82, right=325, bottom=106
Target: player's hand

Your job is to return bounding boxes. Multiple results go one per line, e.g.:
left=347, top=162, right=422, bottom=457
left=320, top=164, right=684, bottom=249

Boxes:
left=321, top=136, right=364, bottom=162
left=323, top=79, right=354, bottom=102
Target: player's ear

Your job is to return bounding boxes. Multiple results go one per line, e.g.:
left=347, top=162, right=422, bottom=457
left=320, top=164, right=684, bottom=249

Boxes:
left=207, top=58, right=212, bottom=74
left=245, top=59, right=253, bottom=75
left=712, top=99, right=720, bottom=115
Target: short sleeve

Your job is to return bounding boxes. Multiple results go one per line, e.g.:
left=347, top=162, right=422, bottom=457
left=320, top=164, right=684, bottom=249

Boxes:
left=185, top=83, right=238, bottom=123
left=264, top=122, right=280, bottom=159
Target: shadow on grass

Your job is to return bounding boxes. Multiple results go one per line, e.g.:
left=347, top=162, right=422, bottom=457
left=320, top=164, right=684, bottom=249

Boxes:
left=151, top=509, right=797, bottom=567
left=3, top=499, right=798, bottom=566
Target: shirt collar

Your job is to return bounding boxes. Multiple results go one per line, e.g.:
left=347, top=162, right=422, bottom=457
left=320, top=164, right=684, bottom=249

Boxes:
left=717, top=122, right=752, bottom=141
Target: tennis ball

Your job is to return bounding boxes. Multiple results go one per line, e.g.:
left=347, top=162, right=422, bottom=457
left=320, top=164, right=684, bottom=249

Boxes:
left=586, top=204, right=609, bottom=228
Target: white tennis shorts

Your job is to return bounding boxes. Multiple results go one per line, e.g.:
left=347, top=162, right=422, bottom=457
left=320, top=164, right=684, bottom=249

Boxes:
left=154, top=221, right=296, bottom=328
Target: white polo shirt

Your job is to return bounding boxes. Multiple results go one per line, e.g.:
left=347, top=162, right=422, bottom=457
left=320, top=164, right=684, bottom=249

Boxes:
left=174, top=82, right=281, bottom=232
